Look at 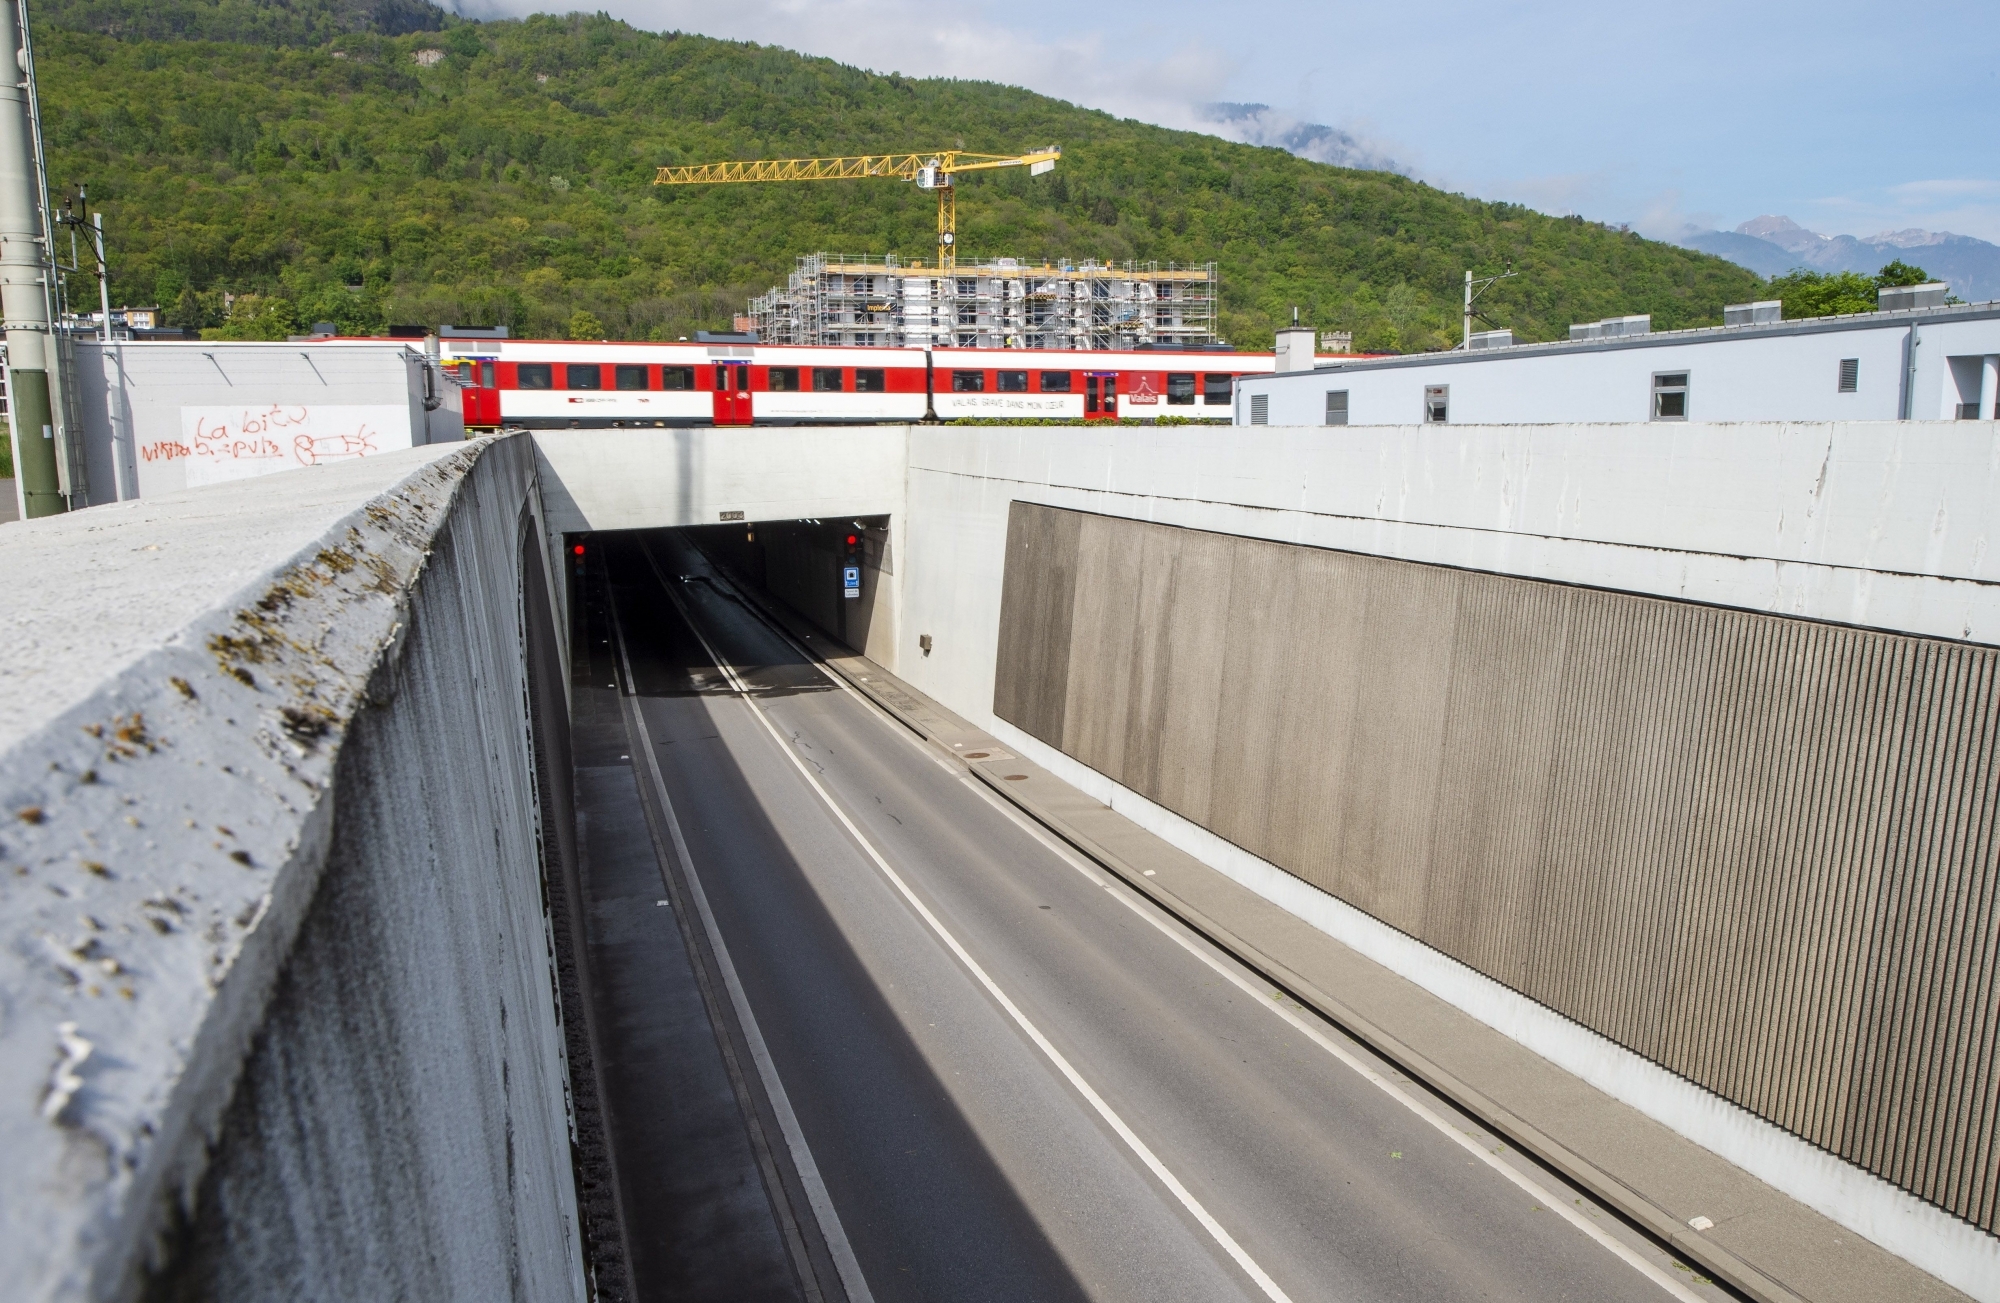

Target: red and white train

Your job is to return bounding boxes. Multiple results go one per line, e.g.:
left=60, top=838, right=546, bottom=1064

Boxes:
left=436, top=339, right=1293, bottom=429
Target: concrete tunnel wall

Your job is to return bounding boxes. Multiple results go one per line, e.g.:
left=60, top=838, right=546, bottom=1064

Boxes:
left=878, top=418, right=2000, bottom=1293
left=0, top=435, right=591, bottom=1303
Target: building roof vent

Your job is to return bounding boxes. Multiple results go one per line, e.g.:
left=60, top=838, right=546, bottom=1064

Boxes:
left=1877, top=283, right=1949, bottom=313
left=1724, top=300, right=1782, bottom=326
left=440, top=324, right=510, bottom=339
left=1570, top=314, right=1650, bottom=340
left=1468, top=328, right=1514, bottom=349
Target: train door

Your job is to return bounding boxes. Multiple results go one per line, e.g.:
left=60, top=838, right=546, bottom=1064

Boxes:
left=459, top=358, right=499, bottom=429
left=1085, top=372, right=1118, bottom=420
left=713, top=362, right=751, bottom=425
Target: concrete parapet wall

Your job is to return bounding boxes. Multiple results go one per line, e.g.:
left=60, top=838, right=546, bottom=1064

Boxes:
left=0, top=437, right=585, bottom=1302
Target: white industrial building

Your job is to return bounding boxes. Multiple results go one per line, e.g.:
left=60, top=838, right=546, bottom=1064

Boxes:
left=1236, top=289, right=2000, bottom=427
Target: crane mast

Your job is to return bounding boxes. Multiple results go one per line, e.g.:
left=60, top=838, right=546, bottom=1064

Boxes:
left=653, top=147, right=1060, bottom=270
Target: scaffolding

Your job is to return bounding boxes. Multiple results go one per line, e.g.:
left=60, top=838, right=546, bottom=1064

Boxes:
left=746, top=253, right=1221, bottom=350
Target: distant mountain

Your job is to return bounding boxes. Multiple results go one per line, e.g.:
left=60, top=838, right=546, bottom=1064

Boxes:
left=1684, top=216, right=2000, bottom=302
left=1198, top=103, right=1407, bottom=175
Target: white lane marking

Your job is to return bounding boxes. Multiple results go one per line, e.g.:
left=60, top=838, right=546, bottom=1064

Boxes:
left=1093, top=883, right=1711, bottom=1303
left=655, top=569, right=1295, bottom=1303
left=612, top=601, right=875, bottom=1303
left=655, top=540, right=1709, bottom=1302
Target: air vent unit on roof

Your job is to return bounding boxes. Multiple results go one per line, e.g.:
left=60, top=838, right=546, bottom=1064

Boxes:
left=1878, top=283, right=1949, bottom=312
left=1724, top=301, right=1782, bottom=326
left=1468, top=329, right=1514, bottom=349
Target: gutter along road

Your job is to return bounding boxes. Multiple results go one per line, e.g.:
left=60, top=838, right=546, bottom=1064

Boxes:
left=585, top=529, right=1734, bottom=1303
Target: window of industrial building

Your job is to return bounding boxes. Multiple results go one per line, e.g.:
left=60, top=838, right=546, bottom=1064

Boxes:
left=1423, top=385, right=1449, bottom=423
left=957, top=333, right=976, bottom=348
left=1652, top=372, right=1689, bottom=420
left=516, top=363, right=552, bottom=390
left=1040, top=371, right=1073, bottom=392
left=1203, top=374, right=1232, bottom=404
left=662, top=367, right=694, bottom=390
left=1167, top=373, right=1196, bottom=405
left=767, top=367, right=800, bottom=392
left=997, top=371, right=1029, bottom=392
left=1838, top=358, right=1859, bottom=393
left=854, top=368, right=886, bottom=393
left=1325, top=390, right=1349, bottom=425
left=566, top=364, right=602, bottom=390
left=957, top=278, right=976, bottom=296
left=812, top=367, right=844, bottom=392
left=614, top=365, right=649, bottom=391
left=952, top=370, right=986, bottom=392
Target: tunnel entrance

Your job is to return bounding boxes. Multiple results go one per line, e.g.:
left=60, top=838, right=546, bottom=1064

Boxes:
left=683, top=515, right=894, bottom=661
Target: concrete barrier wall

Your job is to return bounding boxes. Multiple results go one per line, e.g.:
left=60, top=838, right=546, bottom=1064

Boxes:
left=532, top=425, right=909, bottom=534
left=885, top=421, right=2000, bottom=1283
left=996, top=500, right=2000, bottom=1236
left=0, top=437, right=587, bottom=1302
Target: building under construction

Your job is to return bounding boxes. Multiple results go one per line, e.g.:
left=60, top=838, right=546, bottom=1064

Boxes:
left=745, top=253, right=1221, bottom=350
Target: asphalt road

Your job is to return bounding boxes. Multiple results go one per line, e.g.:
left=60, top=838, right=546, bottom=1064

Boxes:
left=596, top=528, right=1732, bottom=1303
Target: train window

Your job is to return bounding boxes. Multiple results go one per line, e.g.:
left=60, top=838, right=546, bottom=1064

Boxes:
left=812, top=367, right=845, bottom=392
left=767, top=367, right=800, bottom=392
left=1039, top=371, right=1073, bottom=392
left=566, top=364, right=602, bottom=390
left=854, top=368, right=886, bottom=392
left=661, top=367, right=694, bottom=390
left=952, top=370, right=985, bottom=392
left=1166, top=373, right=1196, bottom=405
left=516, top=363, right=552, bottom=390
left=614, top=365, right=649, bottom=391
left=997, top=371, right=1028, bottom=392
left=1202, top=373, right=1232, bottom=404
left=479, top=360, right=495, bottom=388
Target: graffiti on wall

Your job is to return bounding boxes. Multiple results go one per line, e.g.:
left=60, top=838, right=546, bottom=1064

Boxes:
left=145, top=405, right=412, bottom=486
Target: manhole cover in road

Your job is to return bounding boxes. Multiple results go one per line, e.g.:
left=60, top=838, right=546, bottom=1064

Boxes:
left=965, top=751, right=990, bottom=759
left=1004, top=774, right=1028, bottom=781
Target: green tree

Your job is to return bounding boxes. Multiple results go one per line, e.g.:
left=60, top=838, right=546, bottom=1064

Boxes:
left=567, top=307, right=605, bottom=340
left=1766, top=260, right=1935, bottom=320
left=1873, top=260, right=1932, bottom=289
left=32, top=1, right=1765, bottom=350
left=1766, top=270, right=1877, bottom=319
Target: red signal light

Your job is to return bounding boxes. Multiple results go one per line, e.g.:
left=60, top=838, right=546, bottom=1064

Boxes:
left=572, top=544, right=585, bottom=556
left=846, top=534, right=858, bottom=545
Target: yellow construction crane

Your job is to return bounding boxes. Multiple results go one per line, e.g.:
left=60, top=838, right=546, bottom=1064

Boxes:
left=653, top=147, right=1060, bottom=270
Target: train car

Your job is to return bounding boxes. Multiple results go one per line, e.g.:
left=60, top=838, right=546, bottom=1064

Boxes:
left=439, top=337, right=1282, bottom=430
left=928, top=347, right=1254, bottom=421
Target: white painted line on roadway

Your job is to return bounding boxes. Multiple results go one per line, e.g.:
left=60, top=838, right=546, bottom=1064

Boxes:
left=1092, top=882, right=1713, bottom=1303
left=612, top=604, right=874, bottom=1303
left=653, top=538, right=1711, bottom=1301
left=656, top=570, right=1297, bottom=1303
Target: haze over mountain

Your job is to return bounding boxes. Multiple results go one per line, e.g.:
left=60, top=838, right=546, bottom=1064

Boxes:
left=1684, top=216, right=2000, bottom=303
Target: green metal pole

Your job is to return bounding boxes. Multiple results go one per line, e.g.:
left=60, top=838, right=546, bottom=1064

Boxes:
left=9, top=365, right=60, bottom=516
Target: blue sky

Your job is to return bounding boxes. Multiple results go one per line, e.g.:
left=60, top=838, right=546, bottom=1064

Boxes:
left=457, top=0, right=2000, bottom=243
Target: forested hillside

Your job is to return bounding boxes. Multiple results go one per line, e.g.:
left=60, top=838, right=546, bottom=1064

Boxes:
left=34, top=0, right=1765, bottom=348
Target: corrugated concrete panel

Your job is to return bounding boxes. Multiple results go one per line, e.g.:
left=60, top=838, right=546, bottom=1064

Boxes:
left=993, top=502, right=1080, bottom=745
left=994, top=501, right=2000, bottom=1236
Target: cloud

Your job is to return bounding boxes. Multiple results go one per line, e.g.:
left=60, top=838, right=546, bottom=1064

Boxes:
left=444, top=0, right=1235, bottom=130
left=1196, top=103, right=1407, bottom=174
left=1794, top=178, right=2000, bottom=245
